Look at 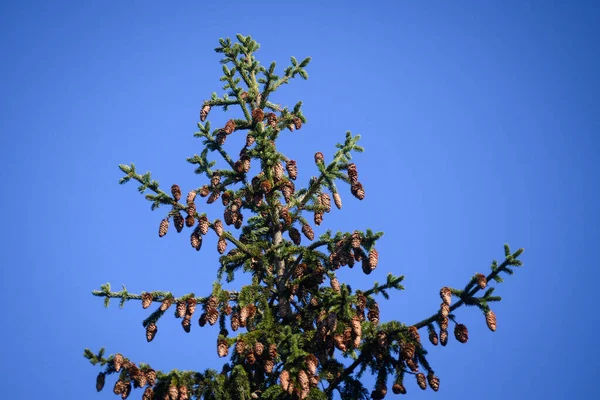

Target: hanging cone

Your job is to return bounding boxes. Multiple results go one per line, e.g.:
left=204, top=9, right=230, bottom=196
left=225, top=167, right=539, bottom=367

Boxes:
left=160, top=298, right=172, bottom=311
left=282, top=183, right=293, bottom=203
left=306, top=354, right=318, bottom=375
left=427, top=374, right=440, bottom=392
left=186, top=298, right=197, bottom=316
left=190, top=229, right=202, bottom=251
left=320, top=193, right=331, bottom=212
left=440, top=287, right=452, bottom=306
left=347, top=163, right=358, bottom=184
left=252, top=108, right=265, bottom=122
left=113, top=380, right=127, bottom=396
left=289, top=227, right=301, bottom=245
left=171, top=184, right=182, bottom=202
left=314, top=211, right=323, bottom=226
left=173, top=212, right=184, bottom=233
left=401, top=342, right=415, bottom=360
left=392, top=383, right=406, bottom=394
left=330, top=276, right=341, bottom=293
left=230, top=314, right=239, bottom=331
left=279, top=370, right=291, bottom=392
left=198, top=216, right=209, bottom=235
left=223, top=119, right=236, bottom=134
left=113, top=354, right=124, bottom=372
left=181, top=316, right=191, bottom=332
left=362, top=258, right=374, bottom=275
left=351, top=316, right=362, bottom=337
left=476, top=273, right=487, bottom=289
left=246, top=351, right=256, bottom=365
left=217, top=338, right=229, bottom=358
left=207, top=308, right=219, bottom=325
left=293, top=116, right=303, bottom=130
left=368, top=303, right=380, bottom=325
left=369, top=248, right=379, bottom=269
left=198, top=312, right=207, bottom=327
left=314, top=152, right=324, bottom=164
left=416, top=373, right=427, bottom=390
left=298, top=370, right=310, bottom=392
left=207, top=190, right=220, bottom=204
left=406, top=358, right=419, bottom=372
left=199, top=185, right=210, bottom=197
left=408, top=326, right=421, bottom=344
left=185, top=214, right=195, bottom=228
left=429, top=328, right=439, bottom=346
left=142, top=387, right=154, bottom=400
left=440, top=302, right=450, bottom=318
left=356, top=293, right=367, bottom=312
left=266, top=112, right=277, bottom=128
left=186, top=191, right=196, bottom=204
left=179, top=386, right=189, bottom=400
left=146, top=370, right=157, bottom=386
left=187, top=202, right=197, bottom=218
left=333, top=192, right=342, bottom=209
left=168, top=385, right=179, bottom=400
left=261, top=180, right=273, bottom=194
left=351, top=182, right=365, bottom=200
left=96, top=372, right=106, bottom=392
left=351, top=231, right=361, bottom=249
left=211, top=172, right=221, bottom=188
left=158, top=218, right=169, bottom=237
left=439, top=316, right=449, bottom=331
left=440, top=329, right=448, bottom=346
left=273, top=163, right=284, bottom=181
left=286, top=160, right=297, bottom=180
left=301, top=224, right=314, bottom=241
left=217, top=236, right=227, bottom=254
left=206, top=295, right=218, bottom=309
left=176, top=301, right=187, bottom=318
left=216, top=131, right=227, bottom=145
left=200, top=104, right=211, bottom=121
left=141, top=293, right=153, bottom=309
left=264, top=359, right=274, bottom=374
left=454, top=324, right=469, bottom=343
left=214, top=219, right=223, bottom=236
left=486, top=310, right=497, bottom=331
left=269, top=343, right=278, bottom=359
left=246, top=134, right=255, bottom=147
left=254, top=342, right=264, bottom=356
left=146, top=322, right=157, bottom=342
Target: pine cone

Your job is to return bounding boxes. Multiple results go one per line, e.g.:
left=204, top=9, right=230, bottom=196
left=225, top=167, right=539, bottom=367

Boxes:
left=306, top=354, right=318, bottom=375
left=333, top=192, right=342, bottom=209
left=185, top=214, right=195, bottom=228
left=252, top=108, right=265, bottom=122
left=347, top=163, right=358, bottom=182
left=186, top=191, right=196, bottom=204
left=200, top=104, right=211, bottom=121
left=401, top=342, right=415, bottom=360
left=362, top=258, right=374, bottom=275
left=214, top=219, right=223, bottom=236
left=286, top=160, right=297, bottom=180
left=293, top=116, right=303, bottom=130
left=330, top=276, right=341, bottom=293
left=172, top=212, right=184, bottom=233
left=440, top=302, right=450, bottom=318
left=216, top=131, right=227, bottom=145
left=320, top=193, right=331, bottom=212
left=301, top=224, right=314, bottom=241
left=454, top=324, right=469, bottom=343
left=186, top=298, right=197, bottom=316
left=440, top=329, right=448, bottom=346
left=440, top=287, right=452, bottom=306
left=279, top=370, right=291, bottom=392
left=199, top=185, right=210, bottom=197
left=175, top=301, right=187, bottom=318
left=314, top=211, right=323, bottom=226
left=369, top=248, right=379, bottom=269
left=427, top=373, right=440, bottom=392
left=217, top=236, right=227, bottom=254
left=439, top=315, right=449, bottom=331
left=186, top=202, right=197, bottom=218
left=267, top=112, right=277, bottom=128
left=429, top=328, right=439, bottom=346
left=282, top=182, right=293, bottom=203
left=254, top=342, right=264, bottom=356
left=223, top=119, right=236, bottom=134
left=168, top=384, right=179, bottom=400
left=141, top=293, right=153, bottom=309
left=158, top=218, right=169, bottom=237
left=142, top=387, right=154, bottom=400
left=406, top=358, right=419, bottom=372
left=416, top=373, right=427, bottom=390
left=207, top=308, right=219, bottom=325
left=314, top=152, right=324, bottom=163
left=207, top=190, right=220, bottom=204
left=190, top=229, right=202, bottom=251
left=246, top=351, right=256, bottom=365
left=351, top=316, right=362, bottom=338
left=211, top=172, right=221, bottom=188
left=146, top=322, right=157, bottom=342
left=181, top=315, right=191, bottom=332
left=273, top=163, right=284, bottom=181
left=146, top=370, right=157, bottom=386
left=392, top=383, right=406, bottom=394
left=261, top=179, right=273, bottom=194
left=230, top=314, right=240, bottom=331
left=113, top=380, right=127, bottom=395
left=288, top=123, right=295, bottom=132
left=408, top=326, right=421, bottom=344
left=289, top=227, right=301, bottom=245
left=298, top=369, right=310, bottom=391
left=96, top=372, right=106, bottom=392
left=350, top=182, right=365, bottom=200
left=264, top=359, right=274, bottom=374
left=476, top=273, right=487, bottom=289
left=486, top=310, right=497, bottom=331
left=217, top=338, right=229, bottom=358
left=351, top=231, right=361, bottom=249
left=368, top=303, right=380, bottom=325
left=178, top=386, right=189, bottom=400
left=171, top=184, right=182, bottom=202
left=198, top=216, right=209, bottom=235
left=113, top=354, right=124, bottom=372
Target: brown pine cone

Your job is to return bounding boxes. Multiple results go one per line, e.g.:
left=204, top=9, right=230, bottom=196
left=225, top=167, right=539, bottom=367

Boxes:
left=408, top=326, right=421, bottom=344
left=181, top=315, right=191, bottom=332
left=141, top=293, right=153, bottom=309
left=142, top=387, right=154, bottom=400
left=330, top=276, right=341, bottom=293
left=286, top=160, right=297, bottom=180
left=269, top=343, right=278, bottom=359
left=217, top=338, right=229, bottom=358
left=301, top=223, right=314, bottom=241
left=320, top=192, right=331, bottom=212
left=171, top=184, right=182, bottom=202
left=486, top=310, right=497, bottom=331
left=207, top=190, right=220, bottom=204
left=223, top=119, right=236, bottom=134
left=289, top=227, right=301, bottom=245
left=427, top=373, right=440, bottom=392
left=439, top=315, right=449, bottom=331
left=314, top=211, right=323, bottom=226
left=351, top=231, right=361, bottom=249
left=476, top=273, right=487, bottom=289
left=252, top=108, right=265, bottom=122
left=440, top=287, right=452, bottom=306
left=200, top=104, right=211, bottom=121
left=211, top=172, right=221, bottom=188
left=369, top=248, right=379, bottom=269
left=416, top=373, right=427, bottom=390
left=306, top=354, right=318, bottom=375
left=175, top=301, right=187, bottom=318
left=230, top=314, right=240, bottom=331
left=333, top=192, right=342, bottom=209
left=254, top=341, right=264, bottom=356
left=454, top=323, right=469, bottom=343
left=214, top=219, right=223, bottom=236
left=293, top=116, right=303, bottom=130
left=440, top=329, right=448, bottom=346
left=186, top=190, right=196, bottom=204
left=264, top=359, right=274, bottom=374
left=173, top=212, right=184, bottom=233
left=198, top=215, right=209, bottom=235
left=429, top=328, right=439, bottom=346
left=146, top=370, right=157, bottom=386
left=168, top=384, right=178, bottom=400
left=392, top=383, right=406, bottom=394
left=216, top=131, right=227, bottom=145
left=186, top=202, right=197, bottom=218
left=185, top=214, right=195, bottom=228
left=158, top=218, right=169, bottom=237
left=350, top=182, right=365, bottom=200
left=401, top=342, right=415, bottom=360
left=314, top=152, right=324, bottom=163
left=113, top=380, right=127, bottom=396
left=246, top=351, right=256, bottom=365
left=266, top=112, right=277, bottom=128
left=113, top=354, right=124, bottom=372
left=347, top=163, right=358, bottom=183
left=190, top=229, right=202, bottom=251
left=178, top=386, right=189, bottom=400
left=207, top=308, right=219, bottom=325
left=146, top=322, right=157, bottom=342
left=199, top=185, right=210, bottom=197
left=279, top=370, right=290, bottom=392
left=440, top=302, right=450, bottom=318
left=160, top=297, right=172, bottom=311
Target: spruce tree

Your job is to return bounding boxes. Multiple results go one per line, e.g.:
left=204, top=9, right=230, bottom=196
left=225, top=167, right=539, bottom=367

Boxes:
left=84, top=34, right=525, bottom=399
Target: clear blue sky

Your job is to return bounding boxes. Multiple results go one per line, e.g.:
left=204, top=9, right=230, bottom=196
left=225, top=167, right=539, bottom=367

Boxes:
left=1, top=1, right=598, bottom=399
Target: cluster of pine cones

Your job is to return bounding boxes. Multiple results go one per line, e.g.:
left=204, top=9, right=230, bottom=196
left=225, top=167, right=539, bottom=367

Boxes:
left=96, top=354, right=159, bottom=400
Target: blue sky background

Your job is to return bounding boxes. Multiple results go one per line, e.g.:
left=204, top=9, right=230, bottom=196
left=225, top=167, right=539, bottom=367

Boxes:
left=1, top=1, right=598, bottom=399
